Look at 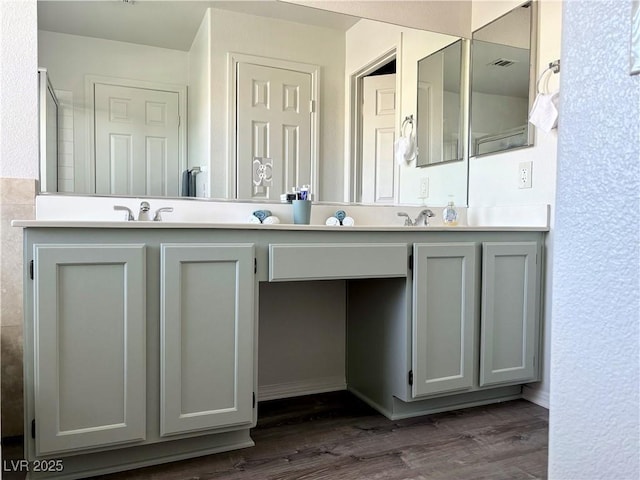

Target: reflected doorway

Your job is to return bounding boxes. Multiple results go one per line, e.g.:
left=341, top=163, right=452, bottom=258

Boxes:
left=349, top=51, right=399, bottom=204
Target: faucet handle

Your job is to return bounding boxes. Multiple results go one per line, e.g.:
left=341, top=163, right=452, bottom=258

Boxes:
left=397, top=212, right=414, bottom=226
left=114, top=205, right=134, bottom=221
left=153, top=207, right=174, bottom=221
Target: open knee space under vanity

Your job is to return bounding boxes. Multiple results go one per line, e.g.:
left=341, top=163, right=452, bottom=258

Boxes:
left=16, top=223, right=545, bottom=479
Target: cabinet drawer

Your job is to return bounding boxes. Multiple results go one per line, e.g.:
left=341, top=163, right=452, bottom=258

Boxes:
left=269, top=243, right=408, bottom=281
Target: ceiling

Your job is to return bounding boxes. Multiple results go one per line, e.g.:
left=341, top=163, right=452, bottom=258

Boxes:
left=37, top=0, right=360, bottom=51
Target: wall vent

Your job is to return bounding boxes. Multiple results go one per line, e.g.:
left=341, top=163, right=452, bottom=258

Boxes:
left=487, top=58, right=517, bottom=68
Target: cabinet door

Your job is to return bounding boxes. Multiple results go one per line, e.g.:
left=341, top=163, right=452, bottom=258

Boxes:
left=33, top=244, right=146, bottom=455
left=412, top=243, right=477, bottom=397
left=160, top=244, right=255, bottom=436
left=480, top=242, right=539, bottom=386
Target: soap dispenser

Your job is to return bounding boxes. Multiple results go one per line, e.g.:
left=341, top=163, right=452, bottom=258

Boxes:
left=443, top=198, right=458, bottom=226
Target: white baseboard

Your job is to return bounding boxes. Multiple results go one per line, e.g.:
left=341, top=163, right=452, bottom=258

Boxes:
left=258, top=376, right=346, bottom=402
left=522, top=385, right=550, bottom=409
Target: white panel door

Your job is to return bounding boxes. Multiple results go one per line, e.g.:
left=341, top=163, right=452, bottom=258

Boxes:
left=362, top=74, right=397, bottom=204
left=412, top=243, right=476, bottom=397
left=33, top=244, right=146, bottom=455
left=237, top=63, right=312, bottom=200
left=95, top=83, right=180, bottom=196
left=160, top=243, right=255, bottom=436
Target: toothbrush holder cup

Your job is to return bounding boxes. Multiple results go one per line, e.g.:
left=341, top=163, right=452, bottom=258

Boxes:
left=292, top=200, right=312, bottom=224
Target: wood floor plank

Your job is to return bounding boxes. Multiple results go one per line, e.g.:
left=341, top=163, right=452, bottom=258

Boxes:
left=95, top=392, right=548, bottom=480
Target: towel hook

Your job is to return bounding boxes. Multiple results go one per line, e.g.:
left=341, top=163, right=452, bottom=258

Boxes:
left=536, top=59, right=561, bottom=94
left=401, top=115, right=414, bottom=136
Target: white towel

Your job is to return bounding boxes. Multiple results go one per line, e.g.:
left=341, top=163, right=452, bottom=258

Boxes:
left=529, top=92, right=560, bottom=133
left=247, top=215, right=261, bottom=224
left=394, top=135, right=417, bottom=165
left=325, top=217, right=340, bottom=226
left=263, top=216, right=280, bottom=224
left=342, top=216, right=355, bottom=226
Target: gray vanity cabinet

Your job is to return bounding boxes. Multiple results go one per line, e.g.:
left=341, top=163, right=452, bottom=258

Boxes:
left=412, top=243, right=477, bottom=397
left=160, top=243, right=255, bottom=436
left=20, top=223, right=545, bottom=476
left=32, top=244, right=147, bottom=455
left=410, top=241, right=540, bottom=399
left=24, top=232, right=257, bottom=478
left=348, top=233, right=544, bottom=420
left=480, top=242, right=540, bottom=386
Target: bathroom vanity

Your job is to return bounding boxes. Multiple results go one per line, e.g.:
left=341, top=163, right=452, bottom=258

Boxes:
left=16, top=221, right=545, bottom=479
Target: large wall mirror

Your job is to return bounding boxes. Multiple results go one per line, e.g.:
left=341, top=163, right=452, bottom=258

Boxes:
left=469, top=1, right=537, bottom=157
left=416, top=39, right=465, bottom=167
left=37, top=0, right=471, bottom=205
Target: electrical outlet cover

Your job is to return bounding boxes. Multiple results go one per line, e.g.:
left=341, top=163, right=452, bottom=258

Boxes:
left=518, top=161, right=532, bottom=189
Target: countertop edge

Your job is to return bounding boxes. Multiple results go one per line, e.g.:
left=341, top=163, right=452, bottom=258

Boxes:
left=11, top=220, right=550, bottom=232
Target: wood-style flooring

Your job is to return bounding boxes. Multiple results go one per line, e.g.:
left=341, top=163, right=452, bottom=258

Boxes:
left=95, top=391, right=548, bottom=480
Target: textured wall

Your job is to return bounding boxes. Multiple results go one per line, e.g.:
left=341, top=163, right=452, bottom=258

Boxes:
left=0, top=0, right=38, bottom=179
left=549, top=1, right=640, bottom=479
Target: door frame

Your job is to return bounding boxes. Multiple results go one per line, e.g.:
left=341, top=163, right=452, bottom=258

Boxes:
left=227, top=53, right=320, bottom=199
left=346, top=47, right=400, bottom=203
left=85, top=75, right=187, bottom=194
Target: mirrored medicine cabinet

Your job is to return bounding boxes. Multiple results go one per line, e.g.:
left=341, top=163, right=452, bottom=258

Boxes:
left=416, top=39, right=466, bottom=168
left=414, top=1, right=537, bottom=169
left=469, top=1, right=537, bottom=157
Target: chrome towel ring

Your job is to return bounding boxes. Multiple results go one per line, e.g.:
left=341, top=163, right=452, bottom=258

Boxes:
left=401, top=115, right=414, bottom=136
left=536, top=59, right=561, bottom=94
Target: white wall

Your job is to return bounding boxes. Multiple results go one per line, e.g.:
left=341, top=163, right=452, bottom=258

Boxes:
left=344, top=19, right=466, bottom=206
left=286, top=0, right=472, bottom=39
left=188, top=9, right=212, bottom=197
left=208, top=8, right=346, bottom=202
left=258, top=281, right=346, bottom=399
left=38, top=31, right=189, bottom=193
left=0, top=0, right=38, bottom=179
left=472, top=0, right=524, bottom=33
left=469, top=0, right=562, bottom=408
left=549, top=0, right=640, bottom=478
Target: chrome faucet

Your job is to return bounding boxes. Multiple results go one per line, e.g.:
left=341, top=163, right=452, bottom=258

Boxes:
left=138, top=201, right=152, bottom=221
left=113, top=202, right=173, bottom=221
left=414, top=209, right=435, bottom=226
left=397, top=209, right=435, bottom=226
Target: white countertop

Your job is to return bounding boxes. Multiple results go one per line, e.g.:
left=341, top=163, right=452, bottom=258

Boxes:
left=11, top=220, right=549, bottom=232
left=20, top=195, right=551, bottom=231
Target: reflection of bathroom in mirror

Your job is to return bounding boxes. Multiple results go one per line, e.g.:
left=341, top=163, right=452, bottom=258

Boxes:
left=37, top=0, right=471, bottom=205
left=416, top=39, right=464, bottom=167
left=38, top=68, right=59, bottom=193
left=470, top=1, right=537, bottom=157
